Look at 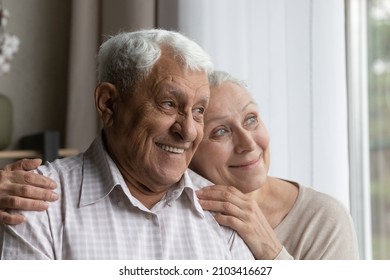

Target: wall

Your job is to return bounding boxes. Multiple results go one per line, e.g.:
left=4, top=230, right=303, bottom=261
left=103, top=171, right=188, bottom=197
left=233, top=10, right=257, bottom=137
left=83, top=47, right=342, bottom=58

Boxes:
left=0, top=0, right=70, bottom=165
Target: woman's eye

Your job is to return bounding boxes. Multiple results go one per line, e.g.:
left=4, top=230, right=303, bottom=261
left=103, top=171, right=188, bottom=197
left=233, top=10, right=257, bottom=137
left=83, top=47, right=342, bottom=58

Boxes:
left=212, top=128, right=229, bottom=137
left=245, top=115, right=258, bottom=126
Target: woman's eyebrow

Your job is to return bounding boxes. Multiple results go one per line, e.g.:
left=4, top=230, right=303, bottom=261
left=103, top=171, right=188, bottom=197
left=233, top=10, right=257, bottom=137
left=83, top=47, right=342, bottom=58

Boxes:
left=205, top=101, right=258, bottom=124
left=204, top=114, right=228, bottom=125
left=242, top=101, right=258, bottom=111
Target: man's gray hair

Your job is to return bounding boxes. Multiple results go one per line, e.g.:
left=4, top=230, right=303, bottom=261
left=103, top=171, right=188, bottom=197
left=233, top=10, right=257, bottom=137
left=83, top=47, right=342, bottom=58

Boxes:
left=208, top=70, right=247, bottom=88
left=97, top=29, right=214, bottom=94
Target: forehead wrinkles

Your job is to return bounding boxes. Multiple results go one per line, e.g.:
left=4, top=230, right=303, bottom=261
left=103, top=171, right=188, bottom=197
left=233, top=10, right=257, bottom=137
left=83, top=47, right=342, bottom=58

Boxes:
left=162, top=74, right=207, bottom=88
left=205, top=94, right=256, bottom=125
left=152, top=74, right=210, bottom=102
left=147, top=52, right=208, bottom=95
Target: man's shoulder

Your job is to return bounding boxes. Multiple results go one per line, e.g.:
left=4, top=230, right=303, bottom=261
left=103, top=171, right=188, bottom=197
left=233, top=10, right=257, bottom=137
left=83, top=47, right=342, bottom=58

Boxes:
left=36, top=154, right=83, bottom=178
left=36, top=134, right=105, bottom=178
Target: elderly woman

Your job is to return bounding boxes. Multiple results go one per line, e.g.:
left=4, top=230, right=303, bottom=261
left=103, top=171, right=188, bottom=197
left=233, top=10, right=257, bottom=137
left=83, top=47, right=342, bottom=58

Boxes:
left=189, top=70, right=360, bottom=260
left=0, top=70, right=359, bottom=259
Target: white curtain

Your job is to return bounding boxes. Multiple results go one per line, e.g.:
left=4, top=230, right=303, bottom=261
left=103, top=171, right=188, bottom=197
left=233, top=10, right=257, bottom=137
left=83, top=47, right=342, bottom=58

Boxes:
left=158, top=0, right=350, bottom=208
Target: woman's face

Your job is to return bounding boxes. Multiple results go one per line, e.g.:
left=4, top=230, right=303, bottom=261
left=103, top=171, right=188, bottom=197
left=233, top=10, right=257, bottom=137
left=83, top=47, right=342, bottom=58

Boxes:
left=190, top=82, right=270, bottom=193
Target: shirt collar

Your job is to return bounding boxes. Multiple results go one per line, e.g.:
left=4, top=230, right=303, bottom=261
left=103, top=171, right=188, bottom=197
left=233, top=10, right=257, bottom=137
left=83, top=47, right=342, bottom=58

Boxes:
left=161, top=169, right=210, bottom=217
left=78, top=134, right=125, bottom=207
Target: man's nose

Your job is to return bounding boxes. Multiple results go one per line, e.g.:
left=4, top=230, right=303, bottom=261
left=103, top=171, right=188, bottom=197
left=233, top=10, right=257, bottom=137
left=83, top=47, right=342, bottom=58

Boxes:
left=171, top=113, right=198, bottom=142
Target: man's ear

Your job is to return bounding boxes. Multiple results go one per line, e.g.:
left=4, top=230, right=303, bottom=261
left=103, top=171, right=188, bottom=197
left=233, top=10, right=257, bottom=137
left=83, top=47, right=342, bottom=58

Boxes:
left=95, top=82, right=118, bottom=127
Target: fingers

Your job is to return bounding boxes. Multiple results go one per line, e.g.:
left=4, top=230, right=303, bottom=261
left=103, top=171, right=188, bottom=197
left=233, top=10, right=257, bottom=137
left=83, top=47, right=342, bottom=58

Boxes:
left=198, top=196, right=243, bottom=216
left=0, top=159, right=56, bottom=226
left=20, top=171, right=57, bottom=190
left=0, top=168, right=58, bottom=211
left=0, top=210, right=25, bottom=225
left=3, top=182, right=58, bottom=202
left=196, top=185, right=248, bottom=209
left=1, top=169, right=57, bottom=190
left=197, top=185, right=247, bottom=200
left=3, top=158, right=42, bottom=171
left=200, top=200, right=250, bottom=238
left=196, top=185, right=259, bottom=228
left=0, top=196, right=50, bottom=212
left=196, top=185, right=248, bottom=221
left=213, top=212, right=246, bottom=232
left=21, top=158, right=43, bottom=171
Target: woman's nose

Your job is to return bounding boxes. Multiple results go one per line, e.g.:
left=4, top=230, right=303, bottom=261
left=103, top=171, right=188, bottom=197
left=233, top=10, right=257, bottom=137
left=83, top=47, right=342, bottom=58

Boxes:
left=234, top=128, right=256, bottom=153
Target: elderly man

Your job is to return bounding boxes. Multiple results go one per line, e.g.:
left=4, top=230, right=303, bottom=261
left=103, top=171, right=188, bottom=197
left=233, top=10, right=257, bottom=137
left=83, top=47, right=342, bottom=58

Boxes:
left=0, top=29, right=253, bottom=260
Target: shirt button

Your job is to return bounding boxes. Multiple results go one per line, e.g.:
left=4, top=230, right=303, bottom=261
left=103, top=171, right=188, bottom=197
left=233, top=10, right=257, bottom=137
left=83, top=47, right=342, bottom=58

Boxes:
left=145, top=212, right=153, bottom=220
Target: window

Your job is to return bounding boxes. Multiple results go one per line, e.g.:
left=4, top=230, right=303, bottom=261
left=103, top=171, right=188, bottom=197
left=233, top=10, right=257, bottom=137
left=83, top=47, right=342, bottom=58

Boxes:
left=347, top=0, right=390, bottom=260
left=366, top=0, right=390, bottom=259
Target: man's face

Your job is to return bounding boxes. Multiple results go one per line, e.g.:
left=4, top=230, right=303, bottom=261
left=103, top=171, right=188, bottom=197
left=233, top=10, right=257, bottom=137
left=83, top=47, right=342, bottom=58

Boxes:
left=104, top=52, right=210, bottom=195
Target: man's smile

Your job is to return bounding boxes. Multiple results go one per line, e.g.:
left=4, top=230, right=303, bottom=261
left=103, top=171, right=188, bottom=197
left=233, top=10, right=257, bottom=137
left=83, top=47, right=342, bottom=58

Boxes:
left=156, top=143, right=185, bottom=154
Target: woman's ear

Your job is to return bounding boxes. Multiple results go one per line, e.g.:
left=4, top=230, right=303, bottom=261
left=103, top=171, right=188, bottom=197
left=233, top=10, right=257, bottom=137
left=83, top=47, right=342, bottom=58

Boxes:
left=95, top=82, right=118, bottom=127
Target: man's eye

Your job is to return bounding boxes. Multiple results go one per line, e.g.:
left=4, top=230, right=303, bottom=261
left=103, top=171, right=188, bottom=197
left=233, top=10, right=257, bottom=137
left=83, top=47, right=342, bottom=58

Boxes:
left=193, top=107, right=205, bottom=114
left=163, top=101, right=174, bottom=106
left=161, top=101, right=175, bottom=108
left=192, top=107, right=205, bottom=122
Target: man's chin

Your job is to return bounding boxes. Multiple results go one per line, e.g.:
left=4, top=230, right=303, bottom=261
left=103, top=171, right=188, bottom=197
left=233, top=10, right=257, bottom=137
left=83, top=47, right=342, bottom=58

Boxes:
left=156, top=169, right=187, bottom=185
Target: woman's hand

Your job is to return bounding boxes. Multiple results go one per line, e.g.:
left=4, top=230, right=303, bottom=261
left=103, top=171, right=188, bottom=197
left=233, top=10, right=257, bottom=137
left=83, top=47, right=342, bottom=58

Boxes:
left=0, top=159, right=58, bottom=225
left=196, top=185, right=283, bottom=259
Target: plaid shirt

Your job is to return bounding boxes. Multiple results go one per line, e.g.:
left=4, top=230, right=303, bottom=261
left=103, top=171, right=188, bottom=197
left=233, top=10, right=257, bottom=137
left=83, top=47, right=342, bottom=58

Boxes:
left=0, top=134, right=253, bottom=260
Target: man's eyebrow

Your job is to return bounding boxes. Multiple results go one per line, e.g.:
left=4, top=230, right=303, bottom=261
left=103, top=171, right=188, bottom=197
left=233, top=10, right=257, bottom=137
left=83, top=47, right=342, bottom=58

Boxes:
left=197, top=95, right=209, bottom=105
left=156, top=86, right=185, bottom=100
left=165, top=86, right=209, bottom=103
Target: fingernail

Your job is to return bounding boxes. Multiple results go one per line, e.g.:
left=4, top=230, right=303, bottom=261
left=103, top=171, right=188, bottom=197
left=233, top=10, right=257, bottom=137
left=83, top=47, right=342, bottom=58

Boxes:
left=198, top=199, right=205, bottom=206
left=50, top=192, right=59, bottom=201
left=39, top=201, right=50, bottom=210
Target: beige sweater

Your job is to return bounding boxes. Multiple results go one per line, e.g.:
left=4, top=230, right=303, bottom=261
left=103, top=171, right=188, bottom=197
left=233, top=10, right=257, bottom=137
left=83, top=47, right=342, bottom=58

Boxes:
left=274, top=184, right=360, bottom=260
